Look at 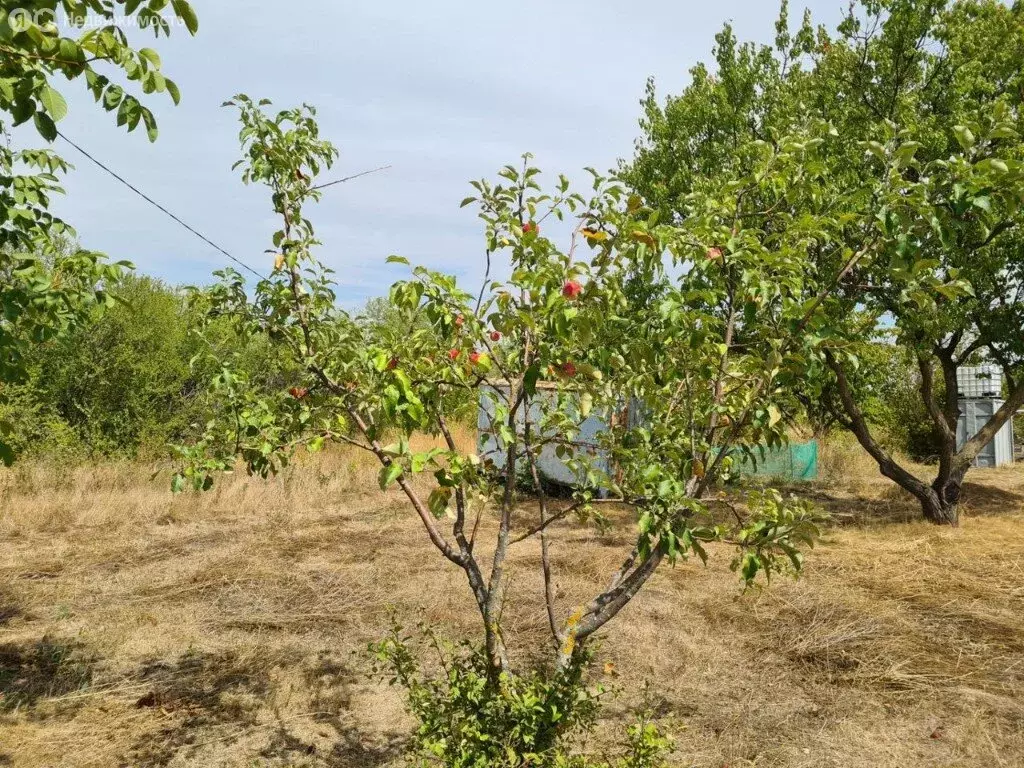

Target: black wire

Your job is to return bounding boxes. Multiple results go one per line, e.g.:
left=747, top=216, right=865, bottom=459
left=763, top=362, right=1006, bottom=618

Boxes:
left=56, top=130, right=269, bottom=281
left=57, top=130, right=392, bottom=281
left=312, top=164, right=391, bottom=190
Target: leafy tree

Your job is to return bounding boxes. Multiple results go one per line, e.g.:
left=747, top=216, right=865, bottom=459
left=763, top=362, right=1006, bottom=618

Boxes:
left=32, top=274, right=200, bottom=456
left=0, top=0, right=198, bottom=462
left=171, top=97, right=882, bottom=764
left=1, top=272, right=296, bottom=460
left=625, top=0, right=1024, bottom=525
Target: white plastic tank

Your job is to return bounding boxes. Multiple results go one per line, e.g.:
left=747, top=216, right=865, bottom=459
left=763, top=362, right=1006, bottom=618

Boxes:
left=956, top=366, right=1014, bottom=468
left=477, top=382, right=637, bottom=486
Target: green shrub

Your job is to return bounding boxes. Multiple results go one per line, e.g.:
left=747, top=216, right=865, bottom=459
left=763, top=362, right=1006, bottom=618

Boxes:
left=0, top=378, right=84, bottom=462
left=36, top=275, right=200, bottom=456
left=370, top=624, right=673, bottom=768
left=2, top=273, right=294, bottom=461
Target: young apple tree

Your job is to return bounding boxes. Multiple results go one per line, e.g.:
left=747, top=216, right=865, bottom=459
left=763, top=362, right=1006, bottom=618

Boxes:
left=175, top=97, right=851, bottom=764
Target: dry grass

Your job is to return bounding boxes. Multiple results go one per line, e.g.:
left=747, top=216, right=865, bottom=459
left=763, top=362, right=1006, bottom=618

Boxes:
left=1, top=429, right=1023, bottom=767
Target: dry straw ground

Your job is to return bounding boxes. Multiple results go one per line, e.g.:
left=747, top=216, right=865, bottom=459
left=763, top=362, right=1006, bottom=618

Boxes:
left=1, top=431, right=1023, bottom=767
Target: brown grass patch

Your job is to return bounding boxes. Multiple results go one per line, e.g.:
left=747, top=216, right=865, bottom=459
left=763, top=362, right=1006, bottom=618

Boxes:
left=1, top=430, right=1023, bottom=766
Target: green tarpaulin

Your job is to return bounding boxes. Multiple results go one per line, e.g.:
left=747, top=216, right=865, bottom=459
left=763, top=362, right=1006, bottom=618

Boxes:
left=733, top=440, right=819, bottom=481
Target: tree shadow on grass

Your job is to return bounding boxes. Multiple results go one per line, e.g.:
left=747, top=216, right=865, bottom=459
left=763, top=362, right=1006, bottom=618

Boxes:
left=322, top=729, right=407, bottom=768
left=255, top=718, right=405, bottom=768
left=260, top=652, right=406, bottom=768
left=0, top=602, right=20, bottom=627
left=779, top=476, right=1024, bottom=526
left=0, top=637, right=94, bottom=715
left=960, top=480, right=1024, bottom=517
left=797, top=487, right=923, bottom=525
left=0, top=582, right=26, bottom=628
left=131, top=648, right=407, bottom=767
left=130, top=648, right=281, bottom=766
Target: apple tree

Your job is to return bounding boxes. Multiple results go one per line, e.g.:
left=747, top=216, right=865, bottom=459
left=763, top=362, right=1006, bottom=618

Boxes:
left=625, top=0, right=1024, bottom=525
left=172, top=96, right=860, bottom=764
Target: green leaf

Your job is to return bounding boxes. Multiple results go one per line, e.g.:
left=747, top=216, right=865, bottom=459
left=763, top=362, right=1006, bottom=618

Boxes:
left=103, top=85, right=125, bottom=111
left=865, top=141, right=886, bottom=159
left=38, top=86, right=68, bottom=122
left=953, top=125, right=975, bottom=151
left=741, top=553, right=760, bottom=583
left=428, top=487, right=452, bottom=518
left=524, top=363, right=541, bottom=397
left=142, top=108, right=158, bottom=142
left=171, top=0, right=200, bottom=34
left=579, top=392, right=593, bottom=419
left=166, top=79, right=182, bottom=106
left=139, top=48, right=162, bottom=68
left=33, top=112, right=57, bottom=142
left=378, top=462, right=403, bottom=490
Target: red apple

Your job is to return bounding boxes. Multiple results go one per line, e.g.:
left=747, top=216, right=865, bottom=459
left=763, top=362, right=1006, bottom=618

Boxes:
left=469, top=351, right=482, bottom=365
left=490, top=331, right=502, bottom=342
left=560, top=361, right=577, bottom=377
left=523, top=221, right=539, bottom=235
left=562, top=280, right=583, bottom=300
left=448, top=348, right=461, bottom=361
left=386, top=357, right=399, bottom=371
left=289, top=386, right=308, bottom=399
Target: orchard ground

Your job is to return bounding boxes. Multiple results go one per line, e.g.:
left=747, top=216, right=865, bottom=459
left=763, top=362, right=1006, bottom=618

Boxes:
left=1, top=433, right=1022, bottom=767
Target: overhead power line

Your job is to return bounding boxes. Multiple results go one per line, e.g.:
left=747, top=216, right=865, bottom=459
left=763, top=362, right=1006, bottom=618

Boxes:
left=56, top=130, right=265, bottom=280
left=55, top=130, right=390, bottom=281
left=312, top=164, right=391, bottom=191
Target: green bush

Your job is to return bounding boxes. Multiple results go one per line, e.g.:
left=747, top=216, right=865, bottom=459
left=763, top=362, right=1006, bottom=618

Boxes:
left=34, top=275, right=200, bottom=456
left=866, top=344, right=944, bottom=464
left=0, top=377, right=84, bottom=462
left=2, top=274, right=293, bottom=460
left=370, top=624, right=673, bottom=768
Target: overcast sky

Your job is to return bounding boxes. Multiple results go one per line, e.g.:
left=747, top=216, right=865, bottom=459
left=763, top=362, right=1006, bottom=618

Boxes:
left=43, top=1, right=847, bottom=308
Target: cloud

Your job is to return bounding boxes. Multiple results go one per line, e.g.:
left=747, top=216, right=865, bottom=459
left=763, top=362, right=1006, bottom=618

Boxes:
left=38, top=0, right=847, bottom=308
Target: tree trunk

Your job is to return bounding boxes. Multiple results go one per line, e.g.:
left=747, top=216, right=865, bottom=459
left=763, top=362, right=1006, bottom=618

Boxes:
left=922, top=439, right=970, bottom=527
left=920, top=484, right=960, bottom=526
left=872, top=451, right=960, bottom=526
left=827, top=353, right=965, bottom=526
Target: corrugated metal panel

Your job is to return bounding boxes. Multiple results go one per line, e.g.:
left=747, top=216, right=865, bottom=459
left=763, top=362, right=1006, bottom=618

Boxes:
left=478, top=384, right=821, bottom=485
left=478, top=384, right=617, bottom=486
left=957, top=398, right=1015, bottom=468
left=996, top=412, right=1015, bottom=466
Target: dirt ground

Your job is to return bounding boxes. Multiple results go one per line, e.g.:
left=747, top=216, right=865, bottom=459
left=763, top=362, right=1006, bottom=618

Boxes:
left=1, top=435, right=1023, bottom=767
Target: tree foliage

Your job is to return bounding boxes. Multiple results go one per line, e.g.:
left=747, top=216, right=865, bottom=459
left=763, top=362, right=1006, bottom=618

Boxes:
left=0, top=0, right=198, bottom=462
left=170, top=96, right=865, bottom=761
left=625, top=0, right=1024, bottom=525
left=0, top=272, right=292, bottom=459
